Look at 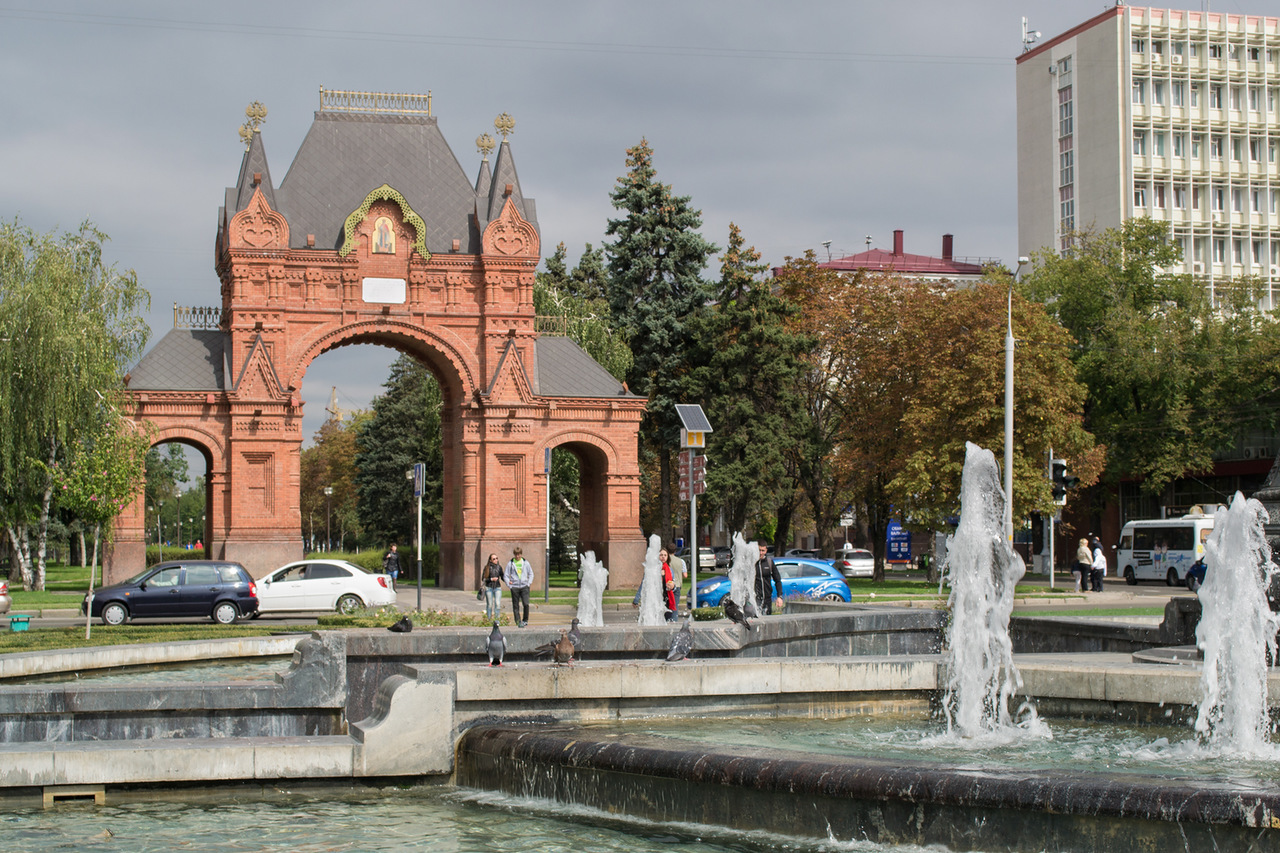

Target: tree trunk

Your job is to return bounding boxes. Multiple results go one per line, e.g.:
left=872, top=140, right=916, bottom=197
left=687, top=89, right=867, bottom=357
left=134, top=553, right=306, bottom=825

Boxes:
left=7, top=525, right=33, bottom=590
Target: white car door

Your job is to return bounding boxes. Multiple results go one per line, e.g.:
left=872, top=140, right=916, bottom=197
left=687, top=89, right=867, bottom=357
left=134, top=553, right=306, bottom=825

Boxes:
left=259, top=564, right=309, bottom=612
left=301, top=563, right=355, bottom=609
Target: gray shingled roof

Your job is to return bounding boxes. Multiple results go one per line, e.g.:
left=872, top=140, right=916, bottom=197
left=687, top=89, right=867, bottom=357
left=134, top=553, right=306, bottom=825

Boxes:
left=127, top=329, right=227, bottom=391
left=536, top=337, right=639, bottom=399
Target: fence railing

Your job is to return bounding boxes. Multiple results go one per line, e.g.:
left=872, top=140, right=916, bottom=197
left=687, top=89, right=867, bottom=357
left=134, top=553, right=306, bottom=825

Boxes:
left=173, top=304, right=223, bottom=330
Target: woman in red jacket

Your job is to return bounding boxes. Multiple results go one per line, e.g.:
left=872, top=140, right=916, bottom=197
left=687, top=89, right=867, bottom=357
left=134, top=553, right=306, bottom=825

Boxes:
left=659, top=548, right=678, bottom=619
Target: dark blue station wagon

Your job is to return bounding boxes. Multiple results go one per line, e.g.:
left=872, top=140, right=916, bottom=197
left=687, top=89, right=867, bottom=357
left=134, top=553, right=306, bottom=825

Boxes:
left=82, top=560, right=259, bottom=626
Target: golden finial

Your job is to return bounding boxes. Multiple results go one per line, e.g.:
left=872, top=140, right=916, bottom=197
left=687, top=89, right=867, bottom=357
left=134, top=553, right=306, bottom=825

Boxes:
left=476, top=133, right=495, bottom=160
left=494, top=112, right=515, bottom=140
left=239, top=101, right=267, bottom=149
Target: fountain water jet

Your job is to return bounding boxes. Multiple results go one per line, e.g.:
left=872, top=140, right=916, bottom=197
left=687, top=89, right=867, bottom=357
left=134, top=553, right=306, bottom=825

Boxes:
left=726, top=532, right=759, bottom=614
left=1195, top=492, right=1280, bottom=755
left=636, top=535, right=666, bottom=625
left=576, top=551, right=608, bottom=628
left=940, top=442, right=1038, bottom=739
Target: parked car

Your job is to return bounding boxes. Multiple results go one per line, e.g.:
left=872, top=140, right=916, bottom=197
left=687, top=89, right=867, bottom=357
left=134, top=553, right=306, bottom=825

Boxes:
left=713, top=546, right=732, bottom=569
left=785, top=548, right=822, bottom=559
left=833, top=548, right=875, bottom=578
left=82, top=560, right=258, bottom=626
left=0, top=579, right=9, bottom=614
left=256, top=559, right=396, bottom=615
left=676, top=547, right=717, bottom=571
left=688, top=558, right=852, bottom=608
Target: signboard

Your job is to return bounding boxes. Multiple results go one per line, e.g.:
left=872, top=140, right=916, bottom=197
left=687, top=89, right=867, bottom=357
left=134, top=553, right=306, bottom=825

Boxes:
left=839, top=514, right=853, bottom=528
left=886, top=520, right=912, bottom=562
left=412, top=462, right=425, bottom=498
left=361, top=277, right=407, bottom=304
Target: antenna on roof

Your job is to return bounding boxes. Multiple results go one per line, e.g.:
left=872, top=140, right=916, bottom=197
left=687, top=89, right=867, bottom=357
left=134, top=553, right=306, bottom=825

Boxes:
left=821, top=240, right=832, bottom=261
left=865, top=235, right=873, bottom=251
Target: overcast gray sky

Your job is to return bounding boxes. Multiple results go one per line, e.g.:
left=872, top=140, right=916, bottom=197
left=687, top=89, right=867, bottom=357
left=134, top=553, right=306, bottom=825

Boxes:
left=1, top=1, right=1229, bottom=470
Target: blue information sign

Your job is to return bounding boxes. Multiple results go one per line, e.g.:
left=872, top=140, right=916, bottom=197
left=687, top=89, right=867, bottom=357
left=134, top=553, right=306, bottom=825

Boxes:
left=886, top=520, right=912, bottom=562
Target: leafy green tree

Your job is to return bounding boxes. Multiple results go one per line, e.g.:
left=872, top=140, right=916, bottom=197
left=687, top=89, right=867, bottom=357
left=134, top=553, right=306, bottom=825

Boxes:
left=0, top=220, right=148, bottom=590
left=52, top=415, right=150, bottom=635
left=687, top=224, right=812, bottom=540
left=354, top=355, right=443, bottom=549
left=1020, top=219, right=1273, bottom=492
left=605, top=139, right=718, bottom=539
left=144, top=443, right=189, bottom=545
left=301, top=410, right=368, bottom=551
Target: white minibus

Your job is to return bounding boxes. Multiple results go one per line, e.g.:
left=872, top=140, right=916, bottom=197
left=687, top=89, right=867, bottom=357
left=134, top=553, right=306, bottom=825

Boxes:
left=1115, top=511, right=1216, bottom=586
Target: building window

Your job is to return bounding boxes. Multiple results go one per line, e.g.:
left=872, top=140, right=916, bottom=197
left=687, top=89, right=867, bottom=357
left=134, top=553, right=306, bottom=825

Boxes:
left=1133, top=81, right=1146, bottom=104
left=1190, top=42, right=1201, bottom=58
left=1154, top=184, right=1166, bottom=209
left=1272, top=190, right=1278, bottom=214
left=1211, top=136, right=1223, bottom=159
left=1152, top=41, right=1164, bottom=56
left=1232, top=137, right=1243, bottom=161
left=1232, top=188, right=1244, bottom=212
left=1059, top=149, right=1073, bottom=186
left=1253, top=189, right=1262, bottom=212
left=1133, top=131, right=1147, bottom=156
left=1172, top=81, right=1186, bottom=107
left=1251, top=139, right=1263, bottom=162
left=1230, top=45, right=1242, bottom=61
left=1174, top=41, right=1186, bottom=57
left=1057, top=57, right=1072, bottom=74
left=1213, top=187, right=1225, bottom=211
left=1234, top=240, right=1244, bottom=265
left=1191, top=84, right=1200, bottom=107
left=1173, top=134, right=1186, bottom=157
left=1209, top=43, right=1223, bottom=59
left=1210, top=85, right=1223, bottom=108
left=1213, top=239, right=1226, bottom=263
left=1249, top=46, right=1261, bottom=62
left=1194, top=187, right=1203, bottom=210
left=1134, top=187, right=1147, bottom=208
left=1153, top=81, right=1166, bottom=105
left=1058, top=87, right=1073, bottom=135
left=1132, top=39, right=1146, bottom=54
left=1250, top=87, right=1262, bottom=111
left=1195, top=238, right=1205, bottom=262
left=1270, top=140, right=1277, bottom=163
left=1230, top=87, right=1242, bottom=110
left=1174, top=186, right=1187, bottom=209
left=1154, top=133, right=1167, bottom=157
left=1254, top=241, right=1264, bottom=265
left=1192, top=135, right=1203, bottom=158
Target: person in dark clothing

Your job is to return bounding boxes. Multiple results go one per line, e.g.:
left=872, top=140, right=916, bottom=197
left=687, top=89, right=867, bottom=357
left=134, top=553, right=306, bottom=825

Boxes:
left=754, top=541, right=784, bottom=615
left=382, top=544, right=401, bottom=591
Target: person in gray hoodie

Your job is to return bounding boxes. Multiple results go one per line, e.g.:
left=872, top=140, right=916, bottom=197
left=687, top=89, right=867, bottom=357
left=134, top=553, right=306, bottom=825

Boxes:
left=504, top=547, right=535, bottom=627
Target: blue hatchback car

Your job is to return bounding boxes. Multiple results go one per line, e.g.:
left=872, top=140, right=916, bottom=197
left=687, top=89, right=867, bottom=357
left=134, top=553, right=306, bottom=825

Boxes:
left=688, top=558, right=852, bottom=607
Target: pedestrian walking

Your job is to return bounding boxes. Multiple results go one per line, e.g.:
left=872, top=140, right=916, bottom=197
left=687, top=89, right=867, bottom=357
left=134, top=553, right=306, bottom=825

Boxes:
left=382, top=544, right=401, bottom=591
left=1090, top=536, right=1107, bottom=593
left=1074, top=538, right=1091, bottom=593
left=754, top=541, right=784, bottom=615
left=482, top=553, right=504, bottom=623
left=505, top=547, right=534, bottom=627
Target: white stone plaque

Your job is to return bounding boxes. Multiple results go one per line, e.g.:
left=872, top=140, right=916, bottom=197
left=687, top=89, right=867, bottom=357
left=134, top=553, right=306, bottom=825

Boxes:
left=362, top=277, right=406, bottom=304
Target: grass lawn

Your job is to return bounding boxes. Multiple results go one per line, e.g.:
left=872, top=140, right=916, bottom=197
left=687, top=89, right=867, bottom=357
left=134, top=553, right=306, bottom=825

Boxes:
left=0, top=624, right=288, bottom=654
left=1025, top=607, right=1167, bottom=618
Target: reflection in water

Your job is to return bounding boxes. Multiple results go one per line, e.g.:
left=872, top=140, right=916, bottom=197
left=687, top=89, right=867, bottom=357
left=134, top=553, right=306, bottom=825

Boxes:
left=0, top=786, right=941, bottom=852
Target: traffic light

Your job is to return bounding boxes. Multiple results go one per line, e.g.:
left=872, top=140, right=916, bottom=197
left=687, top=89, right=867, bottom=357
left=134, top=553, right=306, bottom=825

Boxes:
left=1051, top=458, right=1079, bottom=505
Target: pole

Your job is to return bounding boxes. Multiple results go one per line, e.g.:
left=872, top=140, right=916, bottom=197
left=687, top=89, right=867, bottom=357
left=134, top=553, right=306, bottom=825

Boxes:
left=1047, top=447, right=1055, bottom=590
left=416, top=487, right=423, bottom=612
left=1004, top=286, right=1015, bottom=545
left=690, top=491, right=698, bottom=612
left=544, top=447, right=552, bottom=603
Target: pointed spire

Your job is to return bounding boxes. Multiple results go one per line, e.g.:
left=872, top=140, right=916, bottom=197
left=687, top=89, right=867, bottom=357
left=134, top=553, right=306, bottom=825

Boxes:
left=475, top=132, right=494, bottom=198
left=233, top=102, right=275, bottom=214
left=487, top=135, right=526, bottom=224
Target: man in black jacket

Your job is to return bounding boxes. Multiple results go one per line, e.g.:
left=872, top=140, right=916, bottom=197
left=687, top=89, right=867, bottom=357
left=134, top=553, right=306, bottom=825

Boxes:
left=754, top=541, right=784, bottom=615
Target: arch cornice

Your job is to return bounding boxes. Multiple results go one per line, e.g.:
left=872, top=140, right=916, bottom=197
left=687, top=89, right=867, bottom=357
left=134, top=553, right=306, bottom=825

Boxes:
left=287, top=318, right=478, bottom=399
left=541, top=429, right=620, bottom=471
left=339, top=184, right=430, bottom=259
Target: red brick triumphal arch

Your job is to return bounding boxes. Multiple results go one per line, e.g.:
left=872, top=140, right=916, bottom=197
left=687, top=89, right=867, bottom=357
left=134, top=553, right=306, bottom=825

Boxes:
left=109, top=91, right=647, bottom=587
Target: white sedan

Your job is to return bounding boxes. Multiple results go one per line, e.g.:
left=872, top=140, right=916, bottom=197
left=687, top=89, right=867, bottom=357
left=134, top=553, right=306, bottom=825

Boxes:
left=256, top=559, right=397, bottom=615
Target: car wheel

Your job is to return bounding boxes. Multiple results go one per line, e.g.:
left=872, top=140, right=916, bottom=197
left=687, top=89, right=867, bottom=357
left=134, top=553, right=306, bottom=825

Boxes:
left=1166, top=568, right=1179, bottom=587
left=101, top=602, right=128, bottom=626
left=1124, top=567, right=1137, bottom=586
left=212, top=602, right=239, bottom=624
left=822, top=592, right=844, bottom=601
left=336, top=594, right=364, bottom=615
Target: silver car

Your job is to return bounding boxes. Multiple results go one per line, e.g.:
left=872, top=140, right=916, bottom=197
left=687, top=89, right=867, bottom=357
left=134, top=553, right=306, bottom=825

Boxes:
left=833, top=548, right=875, bottom=578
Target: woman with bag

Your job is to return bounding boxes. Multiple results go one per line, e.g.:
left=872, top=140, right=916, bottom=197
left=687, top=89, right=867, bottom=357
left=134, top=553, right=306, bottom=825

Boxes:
left=1073, top=538, right=1091, bottom=593
left=481, top=553, right=504, bottom=622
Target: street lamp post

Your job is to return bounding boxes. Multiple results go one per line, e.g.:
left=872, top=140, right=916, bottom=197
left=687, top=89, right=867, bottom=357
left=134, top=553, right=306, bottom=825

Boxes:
left=1006, top=257, right=1029, bottom=545
left=156, top=502, right=163, bottom=562
left=323, top=487, right=333, bottom=552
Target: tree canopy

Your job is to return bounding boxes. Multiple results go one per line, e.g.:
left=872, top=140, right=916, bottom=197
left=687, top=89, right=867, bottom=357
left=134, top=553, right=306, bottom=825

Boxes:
left=0, top=220, right=149, bottom=589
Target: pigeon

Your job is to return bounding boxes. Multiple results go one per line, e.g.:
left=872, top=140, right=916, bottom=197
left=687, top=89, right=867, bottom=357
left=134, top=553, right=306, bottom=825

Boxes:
left=486, top=622, right=506, bottom=666
left=388, top=616, right=413, bottom=633
left=666, top=618, right=693, bottom=661
left=743, top=600, right=760, bottom=619
left=535, top=629, right=576, bottom=665
left=567, top=618, right=583, bottom=659
left=723, top=597, right=753, bottom=631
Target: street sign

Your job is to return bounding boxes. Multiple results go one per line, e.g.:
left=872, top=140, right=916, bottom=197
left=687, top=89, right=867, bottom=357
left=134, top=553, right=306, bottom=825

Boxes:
left=693, top=480, right=706, bottom=496
left=691, top=455, right=705, bottom=473
left=840, top=514, right=853, bottom=528
left=886, top=520, right=912, bottom=561
left=412, top=462, right=425, bottom=498
left=679, top=487, right=689, bottom=501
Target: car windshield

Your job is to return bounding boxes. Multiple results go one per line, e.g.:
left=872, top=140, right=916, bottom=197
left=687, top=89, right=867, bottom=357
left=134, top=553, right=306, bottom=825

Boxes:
left=123, top=567, right=159, bottom=585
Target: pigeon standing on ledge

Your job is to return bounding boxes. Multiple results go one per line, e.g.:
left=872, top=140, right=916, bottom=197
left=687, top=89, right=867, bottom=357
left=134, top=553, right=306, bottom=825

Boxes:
left=486, top=622, right=506, bottom=666
left=567, top=617, right=583, bottom=660
left=723, top=597, right=753, bottom=631
left=535, top=628, right=576, bottom=665
left=667, top=618, right=693, bottom=661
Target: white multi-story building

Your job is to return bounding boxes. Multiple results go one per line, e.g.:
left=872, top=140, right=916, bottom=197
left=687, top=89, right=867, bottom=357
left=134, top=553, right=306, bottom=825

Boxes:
left=1017, top=5, right=1280, bottom=305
